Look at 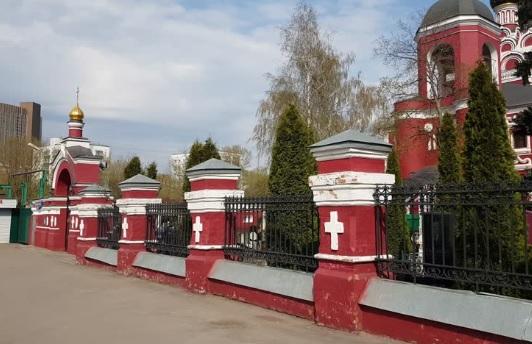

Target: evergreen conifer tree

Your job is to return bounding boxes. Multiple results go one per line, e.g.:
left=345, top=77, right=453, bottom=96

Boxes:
left=182, top=139, right=221, bottom=193
left=462, top=62, right=523, bottom=272
left=463, top=63, right=519, bottom=184
left=514, top=107, right=532, bottom=135
left=516, top=52, right=532, bottom=86
left=146, top=162, right=158, bottom=180
left=518, top=0, right=532, bottom=31
left=516, top=1, right=532, bottom=85
left=124, top=156, right=142, bottom=179
left=268, top=105, right=316, bottom=196
left=438, top=113, right=462, bottom=184
left=385, top=148, right=412, bottom=258
left=201, top=138, right=221, bottom=162
left=267, top=105, right=317, bottom=264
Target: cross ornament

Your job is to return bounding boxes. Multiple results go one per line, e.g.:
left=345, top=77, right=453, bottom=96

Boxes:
left=324, top=211, right=344, bottom=251
left=122, top=218, right=128, bottom=239
left=193, top=216, right=203, bottom=244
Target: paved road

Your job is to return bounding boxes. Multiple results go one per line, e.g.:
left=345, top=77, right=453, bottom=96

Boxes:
left=0, top=245, right=402, bottom=344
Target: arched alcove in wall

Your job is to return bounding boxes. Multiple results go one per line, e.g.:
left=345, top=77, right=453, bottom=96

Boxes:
left=505, top=58, right=520, bottom=70
left=54, top=168, right=72, bottom=197
left=482, top=43, right=499, bottom=80
left=524, top=35, right=532, bottom=48
left=501, top=43, right=513, bottom=52
left=427, top=44, right=455, bottom=99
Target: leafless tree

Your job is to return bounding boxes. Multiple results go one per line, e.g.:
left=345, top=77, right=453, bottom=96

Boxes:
left=0, top=137, right=44, bottom=202
left=158, top=174, right=183, bottom=202
left=373, top=12, right=422, bottom=102
left=373, top=11, right=462, bottom=136
left=100, top=158, right=128, bottom=199
left=220, top=145, right=251, bottom=169
left=242, top=168, right=270, bottom=197
left=253, top=1, right=386, bottom=161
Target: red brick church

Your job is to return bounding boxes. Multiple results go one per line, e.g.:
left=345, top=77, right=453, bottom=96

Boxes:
left=394, top=0, right=532, bottom=181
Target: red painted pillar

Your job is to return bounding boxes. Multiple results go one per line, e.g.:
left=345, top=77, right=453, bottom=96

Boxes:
left=309, top=130, right=394, bottom=331
left=184, top=159, right=243, bottom=293
left=75, top=185, right=114, bottom=263
left=66, top=195, right=82, bottom=255
left=116, top=174, right=161, bottom=274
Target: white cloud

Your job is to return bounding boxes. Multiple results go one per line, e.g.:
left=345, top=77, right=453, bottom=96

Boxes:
left=0, top=0, right=410, bottom=167
left=0, top=0, right=281, bottom=123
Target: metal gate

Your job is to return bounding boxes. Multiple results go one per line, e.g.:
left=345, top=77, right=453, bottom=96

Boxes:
left=9, top=208, right=32, bottom=244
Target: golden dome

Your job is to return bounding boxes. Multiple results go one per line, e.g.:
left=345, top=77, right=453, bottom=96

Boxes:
left=69, top=105, right=84, bottom=122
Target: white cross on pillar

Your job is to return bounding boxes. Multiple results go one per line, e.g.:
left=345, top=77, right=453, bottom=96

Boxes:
left=193, top=216, right=203, bottom=244
left=122, top=218, right=128, bottom=239
left=325, top=211, right=344, bottom=251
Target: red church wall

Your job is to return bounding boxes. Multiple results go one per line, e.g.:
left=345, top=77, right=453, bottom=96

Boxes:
left=72, top=163, right=101, bottom=186
left=396, top=117, right=440, bottom=179
left=417, top=25, right=501, bottom=99
left=396, top=18, right=505, bottom=179
left=361, top=306, right=522, bottom=344
left=130, top=267, right=186, bottom=288
left=208, top=279, right=315, bottom=320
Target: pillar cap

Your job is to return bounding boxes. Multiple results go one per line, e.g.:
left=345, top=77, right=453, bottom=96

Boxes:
left=80, top=184, right=111, bottom=197
left=310, top=129, right=391, bottom=161
left=186, top=159, right=241, bottom=179
left=119, top=174, right=160, bottom=191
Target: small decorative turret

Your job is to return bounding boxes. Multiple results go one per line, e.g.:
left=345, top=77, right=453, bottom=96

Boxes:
left=490, top=0, right=518, bottom=8
left=68, top=87, right=85, bottom=138
left=490, top=0, right=519, bottom=28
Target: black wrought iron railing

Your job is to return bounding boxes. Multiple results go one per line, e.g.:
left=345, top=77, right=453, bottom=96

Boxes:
left=97, top=206, right=122, bottom=250
left=224, top=195, right=319, bottom=273
left=374, top=182, right=532, bottom=298
left=145, top=203, right=192, bottom=257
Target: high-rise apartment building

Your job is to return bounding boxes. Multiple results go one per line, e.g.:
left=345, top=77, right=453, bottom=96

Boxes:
left=0, top=102, right=42, bottom=142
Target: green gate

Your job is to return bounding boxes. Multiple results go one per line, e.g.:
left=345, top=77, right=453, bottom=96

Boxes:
left=9, top=208, right=32, bottom=244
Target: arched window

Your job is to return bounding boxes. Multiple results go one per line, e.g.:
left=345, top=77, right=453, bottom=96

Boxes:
left=427, top=134, right=438, bottom=151
left=524, top=36, right=532, bottom=48
left=501, top=43, right=513, bottom=52
left=428, top=44, right=455, bottom=99
left=505, top=59, right=519, bottom=71
left=482, top=44, right=498, bottom=81
left=483, top=45, right=493, bottom=73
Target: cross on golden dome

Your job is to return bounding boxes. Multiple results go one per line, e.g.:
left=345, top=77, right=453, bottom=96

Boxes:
left=69, top=86, right=84, bottom=122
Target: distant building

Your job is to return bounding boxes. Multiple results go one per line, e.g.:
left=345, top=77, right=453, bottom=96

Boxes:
left=170, top=153, right=188, bottom=177
left=0, top=102, right=42, bottom=142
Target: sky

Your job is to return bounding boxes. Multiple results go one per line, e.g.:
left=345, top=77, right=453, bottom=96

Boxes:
left=0, top=0, right=493, bottom=172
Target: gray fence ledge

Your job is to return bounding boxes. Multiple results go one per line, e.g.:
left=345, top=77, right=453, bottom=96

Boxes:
left=209, top=260, right=314, bottom=302
left=85, top=247, right=118, bottom=266
left=360, top=278, right=532, bottom=342
left=132, top=251, right=186, bottom=277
